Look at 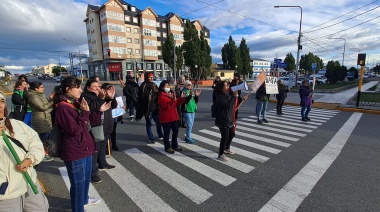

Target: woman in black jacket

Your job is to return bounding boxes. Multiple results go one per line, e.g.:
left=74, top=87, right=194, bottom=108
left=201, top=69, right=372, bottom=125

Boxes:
left=214, top=81, right=247, bottom=162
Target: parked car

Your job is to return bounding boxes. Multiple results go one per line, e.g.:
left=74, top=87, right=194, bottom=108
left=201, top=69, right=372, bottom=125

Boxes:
left=153, top=77, right=162, bottom=87
left=56, top=76, right=61, bottom=82
left=278, top=76, right=295, bottom=87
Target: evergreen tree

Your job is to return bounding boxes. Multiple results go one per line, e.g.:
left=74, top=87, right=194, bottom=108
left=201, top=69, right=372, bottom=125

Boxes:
left=227, top=36, right=237, bottom=69
left=162, top=33, right=175, bottom=72
left=284, top=52, right=296, bottom=72
left=299, top=52, right=324, bottom=74
left=239, top=38, right=251, bottom=79
left=221, top=43, right=229, bottom=68
left=326, top=60, right=346, bottom=84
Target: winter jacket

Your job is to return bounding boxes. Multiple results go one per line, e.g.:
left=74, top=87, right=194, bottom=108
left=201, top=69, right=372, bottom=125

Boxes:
left=276, top=84, right=289, bottom=100
left=102, top=96, right=117, bottom=136
left=299, top=85, right=312, bottom=106
left=10, top=89, right=26, bottom=121
left=158, top=90, right=185, bottom=124
left=54, top=95, right=95, bottom=162
left=136, top=81, right=159, bottom=119
left=80, top=91, right=104, bottom=127
left=255, top=84, right=270, bottom=101
left=123, top=80, right=138, bottom=103
left=215, top=92, right=236, bottom=128
left=0, top=119, right=45, bottom=200
left=25, top=90, right=53, bottom=134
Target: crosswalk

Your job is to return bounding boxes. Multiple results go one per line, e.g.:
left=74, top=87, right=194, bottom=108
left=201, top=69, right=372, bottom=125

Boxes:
left=58, top=106, right=340, bottom=211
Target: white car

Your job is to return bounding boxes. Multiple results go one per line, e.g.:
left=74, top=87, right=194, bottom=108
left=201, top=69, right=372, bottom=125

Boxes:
left=278, top=76, right=295, bottom=87
left=56, top=76, right=61, bottom=82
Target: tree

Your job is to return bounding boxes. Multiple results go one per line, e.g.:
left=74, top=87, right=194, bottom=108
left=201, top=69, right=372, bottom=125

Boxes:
left=299, top=52, right=324, bottom=74
left=284, top=52, right=296, bottom=72
left=162, top=33, right=175, bottom=72
left=183, top=20, right=202, bottom=79
left=52, top=66, right=67, bottom=76
left=325, top=60, right=346, bottom=84
left=227, top=36, right=237, bottom=69
left=221, top=43, right=229, bottom=68
left=348, top=67, right=358, bottom=79
left=239, top=38, right=251, bottom=79
left=198, top=33, right=212, bottom=80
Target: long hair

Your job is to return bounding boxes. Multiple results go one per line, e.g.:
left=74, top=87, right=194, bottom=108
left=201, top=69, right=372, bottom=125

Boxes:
left=4, top=107, right=14, bottom=137
left=214, top=81, right=227, bottom=95
left=53, top=76, right=81, bottom=104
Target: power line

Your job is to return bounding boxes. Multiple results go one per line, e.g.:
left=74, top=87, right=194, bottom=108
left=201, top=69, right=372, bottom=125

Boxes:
left=181, top=0, right=224, bottom=17
left=0, top=46, right=68, bottom=53
left=304, top=6, right=380, bottom=34
left=304, top=0, right=379, bottom=32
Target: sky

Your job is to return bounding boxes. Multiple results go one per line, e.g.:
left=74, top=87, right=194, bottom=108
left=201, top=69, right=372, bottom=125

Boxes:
left=0, top=0, right=379, bottom=73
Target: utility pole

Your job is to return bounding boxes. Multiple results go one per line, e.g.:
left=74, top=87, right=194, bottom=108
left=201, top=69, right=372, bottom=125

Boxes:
left=173, top=45, right=176, bottom=85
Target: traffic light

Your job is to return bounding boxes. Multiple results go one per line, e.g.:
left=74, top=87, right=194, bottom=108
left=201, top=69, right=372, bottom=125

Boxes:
left=357, top=53, right=366, bottom=66
left=298, top=44, right=302, bottom=50
left=107, top=49, right=111, bottom=56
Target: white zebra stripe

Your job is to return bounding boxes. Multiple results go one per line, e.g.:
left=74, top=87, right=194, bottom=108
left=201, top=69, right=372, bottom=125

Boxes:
left=251, top=116, right=322, bottom=126
left=267, top=111, right=331, bottom=120
left=148, top=142, right=236, bottom=186
left=124, top=148, right=212, bottom=204
left=241, top=118, right=313, bottom=133
left=237, top=121, right=307, bottom=137
left=178, top=139, right=255, bottom=173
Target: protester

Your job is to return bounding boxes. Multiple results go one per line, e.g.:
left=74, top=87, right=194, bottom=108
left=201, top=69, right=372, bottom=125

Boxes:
left=230, top=73, right=244, bottom=119
left=255, top=82, right=269, bottom=124
left=181, top=80, right=201, bottom=144
left=158, top=80, right=186, bottom=153
left=214, top=81, right=247, bottom=162
left=81, top=79, right=111, bottom=183
left=0, top=91, right=49, bottom=211
left=10, top=80, right=28, bottom=121
left=276, top=79, right=289, bottom=115
left=299, top=79, right=313, bottom=121
left=175, top=76, right=186, bottom=128
left=136, top=72, right=163, bottom=143
left=212, top=76, right=221, bottom=103
left=53, top=77, right=101, bottom=212
left=123, top=75, right=138, bottom=121
left=26, top=81, right=54, bottom=162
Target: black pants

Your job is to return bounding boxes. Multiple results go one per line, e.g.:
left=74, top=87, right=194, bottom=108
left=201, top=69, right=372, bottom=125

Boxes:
left=92, top=136, right=109, bottom=177
left=276, top=98, right=284, bottom=114
left=162, top=121, right=179, bottom=150
left=110, top=122, right=117, bottom=148
left=218, top=126, right=235, bottom=156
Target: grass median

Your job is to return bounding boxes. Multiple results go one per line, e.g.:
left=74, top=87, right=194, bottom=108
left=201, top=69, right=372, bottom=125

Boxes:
left=358, top=93, right=380, bottom=103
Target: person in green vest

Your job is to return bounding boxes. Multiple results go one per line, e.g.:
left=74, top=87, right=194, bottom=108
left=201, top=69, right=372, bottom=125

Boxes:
left=10, top=80, right=28, bottom=121
left=181, top=80, right=201, bottom=144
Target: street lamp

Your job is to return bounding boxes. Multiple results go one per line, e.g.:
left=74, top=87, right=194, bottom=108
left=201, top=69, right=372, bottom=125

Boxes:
left=63, top=39, right=83, bottom=82
left=274, top=5, right=302, bottom=87
left=330, top=37, right=346, bottom=66
left=195, top=64, right=198, bottom=80
left=235, top=65, right=238, bottom=73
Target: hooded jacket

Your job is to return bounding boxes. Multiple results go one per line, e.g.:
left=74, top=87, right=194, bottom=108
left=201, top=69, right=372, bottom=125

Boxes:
left=25, top=89, right=53, bottom=134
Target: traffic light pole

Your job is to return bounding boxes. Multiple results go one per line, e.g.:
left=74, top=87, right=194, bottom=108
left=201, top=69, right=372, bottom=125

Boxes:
left=356, top=53, right=366, bottom=107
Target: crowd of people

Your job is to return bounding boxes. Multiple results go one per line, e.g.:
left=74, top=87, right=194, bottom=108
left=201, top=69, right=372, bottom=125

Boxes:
left=1, top=72, right=313, bottom=211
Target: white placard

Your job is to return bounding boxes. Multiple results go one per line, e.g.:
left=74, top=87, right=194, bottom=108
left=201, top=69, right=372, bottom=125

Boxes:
left=112, top=96, right=126, bottom=118
left=265, top=77, right=279, bottom=94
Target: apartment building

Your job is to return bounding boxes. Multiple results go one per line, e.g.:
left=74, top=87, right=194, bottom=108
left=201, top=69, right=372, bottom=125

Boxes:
left=84, top=0, right=210, bottom=80
left=33, top=64, right=58, bottom=76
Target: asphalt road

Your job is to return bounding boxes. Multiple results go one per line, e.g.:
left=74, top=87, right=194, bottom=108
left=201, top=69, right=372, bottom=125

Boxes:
left=16, top=78, right=380, bottom=212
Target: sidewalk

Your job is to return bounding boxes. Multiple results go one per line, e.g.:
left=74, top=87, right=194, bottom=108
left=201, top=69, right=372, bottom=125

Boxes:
left=269, top=81, right=380, bottom=115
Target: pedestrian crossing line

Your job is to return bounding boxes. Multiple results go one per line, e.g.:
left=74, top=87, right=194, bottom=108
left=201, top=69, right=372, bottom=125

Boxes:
left=267, top=111, right=331, bottom=121
left=280, top=108, right=335, bottom=118
left=102, top=156, right=177, bottom=211
left=240, top=118, right=313, bottom=133
left=177, top=139, right=255, bottom=173
left=237, top=121, right=307, bottom=137
left=196, top=130, right=282, bottom=154
left=124, top=148, right=212, bottom=204
left=201, top=129, right=291, bottom=148
left=283, top=106, right=340, bottom=114
left=257, top=115, right=324, bottom=125
left=58, top=167, right=111, bottom=212
left=194, top=131, right=272, bottom=162
left=248, top=116, right=322, bottom=129
left=148, top=142, right=236, bottom=186
left=212, top=126, right=299, bottom=142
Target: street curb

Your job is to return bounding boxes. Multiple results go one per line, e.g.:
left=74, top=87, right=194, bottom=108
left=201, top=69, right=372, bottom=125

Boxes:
left=269, top=99, right=380, bottom=115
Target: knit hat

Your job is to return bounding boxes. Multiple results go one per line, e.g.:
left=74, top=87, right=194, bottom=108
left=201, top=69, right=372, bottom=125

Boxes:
left=184, top=80, right=192, bottom=86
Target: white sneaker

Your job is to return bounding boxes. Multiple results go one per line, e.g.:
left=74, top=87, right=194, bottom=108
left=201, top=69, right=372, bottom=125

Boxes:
left=217, top=154, right=229, bottom=162
left=84, top=197, right=101, bottom=207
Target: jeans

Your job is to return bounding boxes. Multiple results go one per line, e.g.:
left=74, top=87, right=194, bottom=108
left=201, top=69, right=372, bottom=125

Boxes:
left=301, top=105, right=311, bottom=119
left=183, top=112, right=195, bottom=140
left=145, top=111, right=163, bottom=141
left=38, top=131, right=51, bottom=144
left=256, top=99, right=268, bottom=120
left=64, top=155, right=92, bottom=212
left=162, top=121, right=179, bottom=150
left=218, top=126, right=235, bottom=156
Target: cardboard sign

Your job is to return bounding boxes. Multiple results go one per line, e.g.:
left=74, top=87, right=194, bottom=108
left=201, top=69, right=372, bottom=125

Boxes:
left=265, top=77, right=279, bottom=94
left=249, top=70, right=266, bottom=92
left=112, top=96, right=126, bottom=118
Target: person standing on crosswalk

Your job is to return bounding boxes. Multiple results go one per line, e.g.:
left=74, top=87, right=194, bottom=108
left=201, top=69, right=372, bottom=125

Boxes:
left=214, top=81, right=240, bottom=162
left=256, top=82, right=270, bottom=124
left=181, top=80, right=201, bottom=144
left=158, top=80, right=186, bottom=154
left=276, top=79, right=289, bottom=115
left=299, top=79, right=313, bottom=121
left=53, top=77, right=101, bottom=211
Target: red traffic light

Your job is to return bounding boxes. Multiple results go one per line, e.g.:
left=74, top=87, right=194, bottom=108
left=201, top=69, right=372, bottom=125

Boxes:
left=107, top=49, right=111, bottom=56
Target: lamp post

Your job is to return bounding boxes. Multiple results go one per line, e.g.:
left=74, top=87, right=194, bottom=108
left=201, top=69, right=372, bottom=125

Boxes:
left=274, top=5, right=302, bottom=87
left=63, top=39, right=83, bottom=82
left=173, top=45, right=177, bottom=85
left=195, top=64, right=198, bottom=80
left=331, top=37, right=346, bottom=66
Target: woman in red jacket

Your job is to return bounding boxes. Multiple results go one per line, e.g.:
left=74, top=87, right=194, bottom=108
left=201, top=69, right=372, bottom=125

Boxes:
left=158, top=80, right=185, bottom=154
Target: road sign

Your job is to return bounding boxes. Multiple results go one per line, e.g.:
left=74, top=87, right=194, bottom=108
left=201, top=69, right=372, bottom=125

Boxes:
left=312, top=63, right=317, bottom=71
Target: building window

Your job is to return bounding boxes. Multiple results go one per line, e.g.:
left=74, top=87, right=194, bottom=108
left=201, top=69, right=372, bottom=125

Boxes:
left=126, top=27, right=131, bottom=32
left=156, top=64, right=161, bottom=70
left=127, top=48, right=132, bottom=53
left=125, top=15, right=130, bottom=22
left=127, top=63, right=132, bottom=70
left=205, top=32, right=208, bottom=36
left=134, top=38, right=139, bottom=44
left=133, top=17, right=138, bottom=23
left=135, top=49, right=140, bottom=54
left=134, top=28, right=138, bottom=33
left=221, top=72, right=225, bottom=77
left=156, top=22, right=160, bottom=27
left=158, top=50, right=162, bottom=56
left=147, top=63, right=153, bottom=70
left=163, top=33, right=167, bottom=38
left=162, top=23, right=166, bottom=28
left=131, top=6, right=136, bottom=12
left=127, top=38, right=132, bottom=43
